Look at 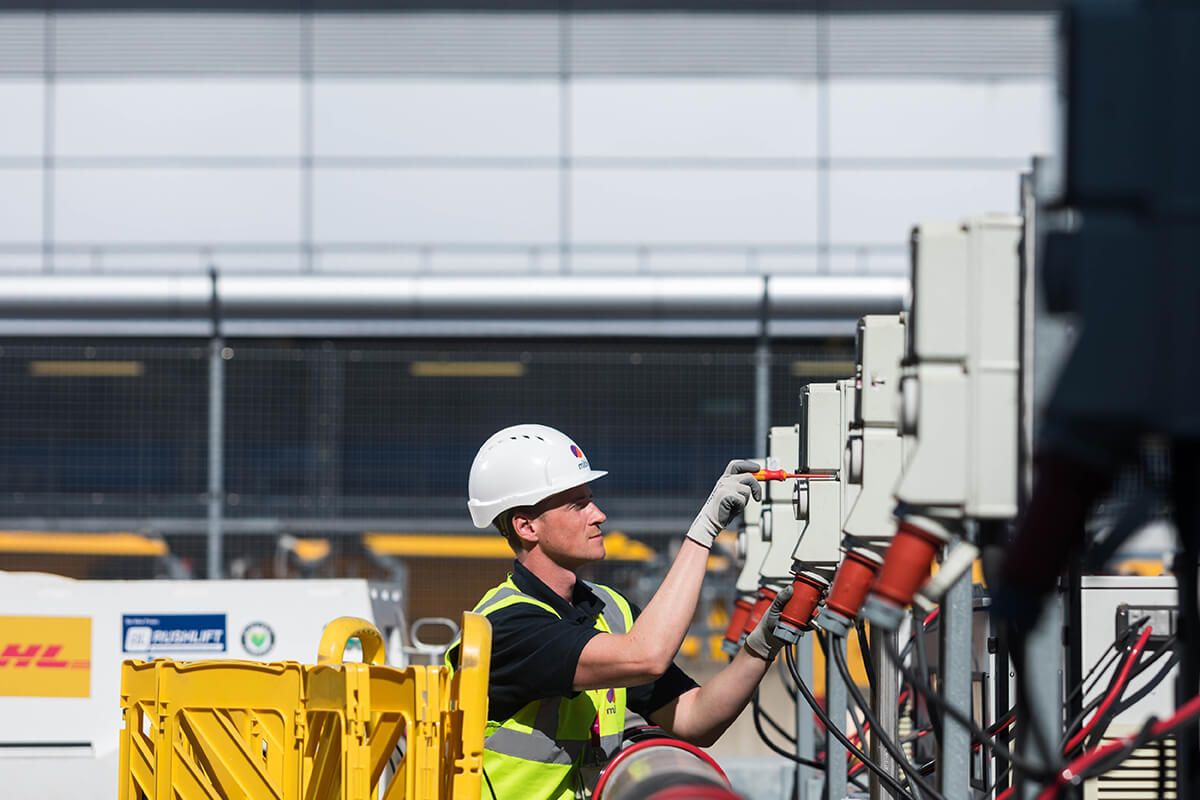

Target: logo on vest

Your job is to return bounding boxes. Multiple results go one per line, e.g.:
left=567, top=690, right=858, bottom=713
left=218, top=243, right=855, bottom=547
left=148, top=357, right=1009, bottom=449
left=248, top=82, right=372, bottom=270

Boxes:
left=605, top=687, right=617, bottom=714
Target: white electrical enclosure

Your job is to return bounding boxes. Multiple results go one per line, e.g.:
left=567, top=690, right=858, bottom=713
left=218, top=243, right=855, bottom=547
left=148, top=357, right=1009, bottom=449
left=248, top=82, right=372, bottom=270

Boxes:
left=791, top=381, right=851, bottom=569
left=894, top=216, right=1021, bottom=519
left=838, top=378, right=862, bottom=531
left=1080, top=576, right=1179, bottom=800
left=843, top=314, right=905, bottom=542
left=759, top=425, right=804, bottom=582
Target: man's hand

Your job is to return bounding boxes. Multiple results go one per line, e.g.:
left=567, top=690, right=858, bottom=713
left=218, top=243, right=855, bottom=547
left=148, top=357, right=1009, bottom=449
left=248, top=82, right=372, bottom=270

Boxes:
left=744, top=584, right=794, bottom=661
left=685, top=459, right=761, bottom=549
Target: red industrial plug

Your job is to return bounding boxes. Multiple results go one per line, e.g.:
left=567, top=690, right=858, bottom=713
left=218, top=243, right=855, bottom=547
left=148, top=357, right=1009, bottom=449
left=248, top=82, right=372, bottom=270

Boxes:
left=815, top=547, right=884, bottom=635
left=773, top=571, right=830, bottom=644
left=860, top=516, right=950, bottom=630
left=720, top=596, right=754, bottom=657
left=741, top=586, right=778, bottom=638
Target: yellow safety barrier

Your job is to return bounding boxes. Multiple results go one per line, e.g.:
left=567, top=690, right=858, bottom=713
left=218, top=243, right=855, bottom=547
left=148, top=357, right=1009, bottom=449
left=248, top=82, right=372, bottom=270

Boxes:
left=118, top=612, right=491, bottom=800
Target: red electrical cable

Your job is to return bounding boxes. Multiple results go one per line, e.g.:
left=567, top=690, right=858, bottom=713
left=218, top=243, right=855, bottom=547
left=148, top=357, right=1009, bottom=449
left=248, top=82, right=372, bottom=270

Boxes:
left=995, top=787, right=1013, bottom=800
left=1062, top=626, right=1153, bottom=754
left=1037, top=689, right=1200, bottom=800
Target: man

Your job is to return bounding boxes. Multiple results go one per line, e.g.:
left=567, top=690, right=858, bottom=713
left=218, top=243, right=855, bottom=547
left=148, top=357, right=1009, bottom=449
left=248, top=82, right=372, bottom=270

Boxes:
left=448, top=423, right=794, bottom=800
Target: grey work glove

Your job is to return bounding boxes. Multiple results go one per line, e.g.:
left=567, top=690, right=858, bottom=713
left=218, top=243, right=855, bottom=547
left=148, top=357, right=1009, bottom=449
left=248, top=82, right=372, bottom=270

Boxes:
left=685, top=459, right=762, bottom=549
left=744, top=584, right=794, bottom=662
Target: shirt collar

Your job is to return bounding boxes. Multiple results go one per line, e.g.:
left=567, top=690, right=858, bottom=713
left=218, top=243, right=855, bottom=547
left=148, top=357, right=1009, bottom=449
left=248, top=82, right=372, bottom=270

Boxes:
left=510, top=560, right=605, bottom=622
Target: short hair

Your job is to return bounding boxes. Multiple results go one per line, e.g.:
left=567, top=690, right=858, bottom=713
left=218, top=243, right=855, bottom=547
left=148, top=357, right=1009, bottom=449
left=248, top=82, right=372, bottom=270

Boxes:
left=493, top=493, right=562, bottom=553
left=494, top=508, right=527, bottom=553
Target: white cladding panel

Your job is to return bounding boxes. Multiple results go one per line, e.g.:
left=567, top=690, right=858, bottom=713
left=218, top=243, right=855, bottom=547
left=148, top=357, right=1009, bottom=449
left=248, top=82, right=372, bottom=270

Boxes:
left=0, top=170, right=41, bottom=242
left=573, top=168, right=818, bottom=245
left=0, top=80, right=42, bottom=156
left=830, top=79, right=1055, bottom=159
left=572, top=79, right=819, bottom=159
left=54, top=168, right=302, bottom=243
left=313, top=79, right=560, bottom=158
left=55, top=80, right=302, bottom=157
left=313, top=167, right=559, bottom=244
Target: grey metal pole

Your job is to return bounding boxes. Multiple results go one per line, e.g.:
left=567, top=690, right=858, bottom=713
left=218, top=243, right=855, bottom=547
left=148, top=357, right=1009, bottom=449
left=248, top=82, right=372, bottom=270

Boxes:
left=755, top=337, right=770, bottom=458
left=206, top=268, right=224, bottom=580
left=207, top=333, right=224, bottom=579
left=1016, top=161, right=1067, bottom=799
left=754, top=276, right=771, bottom=456
left=1017, top=597, right=1063, bottom=800
left=870, top=627, right=900, bottom=799
left=826, top=636, right=848, bottom=800
left=796, top=635, right=816, bottom=800
left=938, top=569, right=973, bottom=797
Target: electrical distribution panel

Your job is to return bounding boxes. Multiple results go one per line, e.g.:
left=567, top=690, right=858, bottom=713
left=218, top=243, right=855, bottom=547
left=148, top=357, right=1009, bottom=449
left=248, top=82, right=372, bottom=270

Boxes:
left=894, top=216, right=1021, bottom=519
left=843, top=314, right=906, bottom=542
left=791, top=381, right=852, bottom=570
left=759, top=425, right=803, bottom=582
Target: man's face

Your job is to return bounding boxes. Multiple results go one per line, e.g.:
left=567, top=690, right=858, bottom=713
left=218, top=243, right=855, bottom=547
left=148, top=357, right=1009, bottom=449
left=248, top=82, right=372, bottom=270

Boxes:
left=528, top=484, right=607, bottom=569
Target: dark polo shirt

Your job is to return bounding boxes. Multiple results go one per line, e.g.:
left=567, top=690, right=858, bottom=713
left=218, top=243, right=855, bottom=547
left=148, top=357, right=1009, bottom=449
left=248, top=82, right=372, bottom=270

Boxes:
left=463, top=560, right=699, bottom=722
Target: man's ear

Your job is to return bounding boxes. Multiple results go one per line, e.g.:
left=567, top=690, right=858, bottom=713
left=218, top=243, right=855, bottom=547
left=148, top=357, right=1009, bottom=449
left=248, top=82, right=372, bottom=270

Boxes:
left=510, top=510, right=539, bottom=547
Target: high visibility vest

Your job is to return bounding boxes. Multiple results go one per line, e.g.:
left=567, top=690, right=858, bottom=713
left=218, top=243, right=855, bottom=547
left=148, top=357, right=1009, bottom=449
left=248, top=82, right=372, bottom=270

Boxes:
left=446, top=575, right=636, bottom=800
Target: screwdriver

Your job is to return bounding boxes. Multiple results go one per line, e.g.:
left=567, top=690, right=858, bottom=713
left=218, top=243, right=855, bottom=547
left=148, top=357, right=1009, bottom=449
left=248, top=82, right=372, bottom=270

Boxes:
left=752, top=469, right=836, bottom=481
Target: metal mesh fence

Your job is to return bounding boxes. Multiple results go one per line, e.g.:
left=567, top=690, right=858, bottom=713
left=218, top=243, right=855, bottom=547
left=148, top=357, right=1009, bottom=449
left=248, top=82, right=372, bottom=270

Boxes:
left=0, top=337, right=855, bottom=612
left=0, top=340, right=209, bottom=520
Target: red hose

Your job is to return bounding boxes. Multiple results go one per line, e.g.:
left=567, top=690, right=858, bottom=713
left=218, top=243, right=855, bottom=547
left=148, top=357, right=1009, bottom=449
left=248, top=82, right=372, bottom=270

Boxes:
left=1062, top=626, right=1153, bottom=754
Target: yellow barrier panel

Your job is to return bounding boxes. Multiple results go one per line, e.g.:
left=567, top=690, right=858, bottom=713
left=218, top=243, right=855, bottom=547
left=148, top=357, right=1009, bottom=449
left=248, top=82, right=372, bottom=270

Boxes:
left=118, top=612, right=491, bottom=800
left=118, top=659, right=308, bottom=799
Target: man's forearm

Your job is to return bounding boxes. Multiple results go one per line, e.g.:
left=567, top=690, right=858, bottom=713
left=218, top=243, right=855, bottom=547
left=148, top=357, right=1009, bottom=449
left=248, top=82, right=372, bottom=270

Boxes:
left=574, top=538, right=712, bottom=688
left=657, top=648, right=772, bottom=747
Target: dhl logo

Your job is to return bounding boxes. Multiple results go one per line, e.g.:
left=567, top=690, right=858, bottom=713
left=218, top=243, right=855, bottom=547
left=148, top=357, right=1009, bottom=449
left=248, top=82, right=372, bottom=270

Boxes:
left=0, top=643, right=90, bottom=669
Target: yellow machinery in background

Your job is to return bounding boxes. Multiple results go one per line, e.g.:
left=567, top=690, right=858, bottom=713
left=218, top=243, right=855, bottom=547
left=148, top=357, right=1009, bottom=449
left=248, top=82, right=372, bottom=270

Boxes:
left=118, top=612, right=491, bottom=800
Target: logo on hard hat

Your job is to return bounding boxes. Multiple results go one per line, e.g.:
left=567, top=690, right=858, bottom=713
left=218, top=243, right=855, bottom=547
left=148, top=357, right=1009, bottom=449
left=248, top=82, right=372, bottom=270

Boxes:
left=571, top=444, right=591, bottom=470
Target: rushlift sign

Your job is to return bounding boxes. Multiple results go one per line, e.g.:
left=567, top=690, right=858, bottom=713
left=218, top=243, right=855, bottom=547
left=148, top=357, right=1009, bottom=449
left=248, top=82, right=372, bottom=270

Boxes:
left=122, top=613, right=227, bottom=654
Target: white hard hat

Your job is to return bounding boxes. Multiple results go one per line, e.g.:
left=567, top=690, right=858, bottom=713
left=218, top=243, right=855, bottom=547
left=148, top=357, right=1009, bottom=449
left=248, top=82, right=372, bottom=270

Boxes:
left=467, top=424, right=608, bottom=529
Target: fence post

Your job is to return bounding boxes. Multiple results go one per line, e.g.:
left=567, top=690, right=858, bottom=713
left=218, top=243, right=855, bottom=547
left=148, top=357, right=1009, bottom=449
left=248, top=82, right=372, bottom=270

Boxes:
left=207, top=267, right=224, bottom=579
left=754, top=276, right=771, bottom=454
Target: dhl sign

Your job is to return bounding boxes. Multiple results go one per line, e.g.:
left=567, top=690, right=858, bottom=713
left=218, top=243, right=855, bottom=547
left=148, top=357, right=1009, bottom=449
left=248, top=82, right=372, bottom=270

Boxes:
left=0, top=616, right=90, bottom=697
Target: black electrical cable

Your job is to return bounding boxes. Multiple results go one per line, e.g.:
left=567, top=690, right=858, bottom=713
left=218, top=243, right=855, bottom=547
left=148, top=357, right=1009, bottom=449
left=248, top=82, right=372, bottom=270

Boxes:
left=831, top=634, right=949, bottom=800
left=784, top=644, right=916, bottom=800
left=911, top=610, right=944, bottom=742
left=750, top=691, right=828, bottom=772
left=881, top=631, right=1056, bottom=782
left=1062, top=615, right=1150, bottom=712
left=756, top=691, right=797, bottom=745
left=1062, top=623, right=1160, bottom=742
left=1059, top=631, right=1172, bottom=751
left=815, top=631, right=873, bottom=772
left=855, top=620, right=877, bottom=694
left=1082, top=646, right=1182, bottom=751
left=1109, top=651, right=1181, bottom=719
left=1064, top=641, right=1123, bottom=710
left=777, top=651, right=798, bottom=700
